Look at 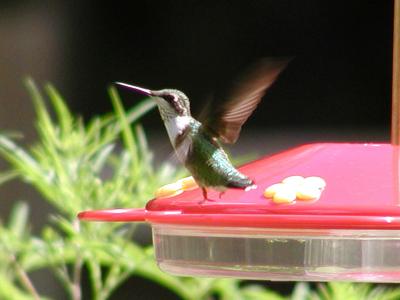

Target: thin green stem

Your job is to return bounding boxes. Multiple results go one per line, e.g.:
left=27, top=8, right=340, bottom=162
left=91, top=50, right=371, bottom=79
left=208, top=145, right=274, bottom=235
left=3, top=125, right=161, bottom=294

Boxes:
left=100, top=225, right=138, bottom=299
left=101, top=266, right=132, bottom=300
left=11, top=255, right=40, bottom=300
left=72, top=256, right=83, bottom=300
left=101, top=265, right=120, bottom=297
left=197, top=279, right=217, bottom=299
left=52, top=266, right=75, bottom=300
left=86, top=258, right=103, bottom=300
left=317, top=282, right=331, bottom=300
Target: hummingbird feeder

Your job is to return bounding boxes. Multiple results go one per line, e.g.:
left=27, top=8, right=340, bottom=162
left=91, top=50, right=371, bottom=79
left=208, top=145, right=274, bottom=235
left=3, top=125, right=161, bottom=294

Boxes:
left=78, top=2, right=400, bottom=282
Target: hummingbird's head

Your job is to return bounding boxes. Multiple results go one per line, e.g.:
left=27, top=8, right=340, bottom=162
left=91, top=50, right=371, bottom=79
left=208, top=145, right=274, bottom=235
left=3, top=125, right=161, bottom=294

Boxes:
left=115, top=83, right=191, bottom=120
left=151, top=89, right=191, bottom=120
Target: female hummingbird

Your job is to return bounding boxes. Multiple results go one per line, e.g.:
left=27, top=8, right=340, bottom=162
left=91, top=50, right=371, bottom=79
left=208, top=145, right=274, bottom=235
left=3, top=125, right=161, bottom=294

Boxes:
left=116, top=58, right=289, bottom=201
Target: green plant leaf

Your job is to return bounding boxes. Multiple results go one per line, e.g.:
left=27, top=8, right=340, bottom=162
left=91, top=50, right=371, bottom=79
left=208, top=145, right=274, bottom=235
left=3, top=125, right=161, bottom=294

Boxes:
left=44, top=84, right=73, bottom=137
left=0, top=170, right=18, bottom=185
left=7, top=202, right=29, bottom=239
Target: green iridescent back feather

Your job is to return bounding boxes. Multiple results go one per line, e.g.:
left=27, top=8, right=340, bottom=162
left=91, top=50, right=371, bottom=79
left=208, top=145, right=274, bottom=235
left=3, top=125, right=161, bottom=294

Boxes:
left=184, top=120, right=252, bottom=189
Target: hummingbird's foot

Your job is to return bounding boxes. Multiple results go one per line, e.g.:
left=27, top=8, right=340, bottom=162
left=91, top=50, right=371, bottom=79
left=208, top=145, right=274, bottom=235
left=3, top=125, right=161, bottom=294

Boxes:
left=218, top=191, right=225, bottom=199
left=202, top=187, right=208, bottom=200
left=198, top=188, right=216, bottom=204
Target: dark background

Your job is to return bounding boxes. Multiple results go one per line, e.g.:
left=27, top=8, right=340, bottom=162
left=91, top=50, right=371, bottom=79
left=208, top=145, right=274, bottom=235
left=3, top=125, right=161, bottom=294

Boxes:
left=0, top=1, right=395, bottom=299
left=0, top=1, right=394, bottom=131
left=69, top=1, right=393, bottom=130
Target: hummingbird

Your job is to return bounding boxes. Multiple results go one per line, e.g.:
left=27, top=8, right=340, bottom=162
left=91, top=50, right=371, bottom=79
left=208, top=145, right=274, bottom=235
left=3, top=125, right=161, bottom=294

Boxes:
left=116, top=58, right=290, bottom=201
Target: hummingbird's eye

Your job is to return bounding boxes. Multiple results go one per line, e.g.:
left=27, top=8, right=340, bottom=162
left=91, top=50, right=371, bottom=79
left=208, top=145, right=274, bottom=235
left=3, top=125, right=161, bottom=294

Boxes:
left=162, top=94, right=184, bottom=114
left=163, top=94, right=176, bottom=103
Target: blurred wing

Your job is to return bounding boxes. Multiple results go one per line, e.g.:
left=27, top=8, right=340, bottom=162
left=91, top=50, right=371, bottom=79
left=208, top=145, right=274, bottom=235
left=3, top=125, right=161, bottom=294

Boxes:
left=204, top=57, right=291, bottom=144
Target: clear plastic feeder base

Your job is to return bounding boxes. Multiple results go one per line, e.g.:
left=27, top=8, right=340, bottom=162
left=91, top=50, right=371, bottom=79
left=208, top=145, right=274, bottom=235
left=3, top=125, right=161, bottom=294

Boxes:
left=154, top=225, right=400, bottom=282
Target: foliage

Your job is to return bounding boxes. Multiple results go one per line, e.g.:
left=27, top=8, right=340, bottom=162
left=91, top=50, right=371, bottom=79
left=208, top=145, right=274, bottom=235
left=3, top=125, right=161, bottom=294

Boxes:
left=0, top=80, right=399, bottom=299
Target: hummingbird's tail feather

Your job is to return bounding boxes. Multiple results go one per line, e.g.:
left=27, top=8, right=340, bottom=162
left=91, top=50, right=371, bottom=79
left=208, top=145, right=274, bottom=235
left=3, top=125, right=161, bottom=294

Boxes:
left=226, top=176, right=254, bottom=189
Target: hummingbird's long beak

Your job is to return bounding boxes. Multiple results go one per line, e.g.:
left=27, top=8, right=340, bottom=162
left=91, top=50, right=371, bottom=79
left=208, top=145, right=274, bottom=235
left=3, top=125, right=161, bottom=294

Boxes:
left=115, top=82, right=153, bottom=96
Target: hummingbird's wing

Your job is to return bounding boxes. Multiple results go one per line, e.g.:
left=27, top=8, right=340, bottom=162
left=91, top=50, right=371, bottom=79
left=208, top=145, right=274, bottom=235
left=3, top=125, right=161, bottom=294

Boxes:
left=202, top=57, right=291, bottom=144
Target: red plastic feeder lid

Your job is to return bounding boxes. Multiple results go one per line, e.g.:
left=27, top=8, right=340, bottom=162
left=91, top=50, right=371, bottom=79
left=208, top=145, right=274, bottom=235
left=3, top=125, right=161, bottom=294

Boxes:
left=78, top=143, right=400, bottom=229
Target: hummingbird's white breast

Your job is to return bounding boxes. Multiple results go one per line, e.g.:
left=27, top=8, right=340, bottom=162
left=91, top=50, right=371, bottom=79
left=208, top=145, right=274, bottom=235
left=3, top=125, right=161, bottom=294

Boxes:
left=164, top=116, right=193, bottom=161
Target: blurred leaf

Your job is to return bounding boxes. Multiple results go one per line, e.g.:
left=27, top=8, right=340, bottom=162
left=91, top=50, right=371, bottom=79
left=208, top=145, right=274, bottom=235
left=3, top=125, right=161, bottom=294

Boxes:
left=7, top=202, right=29, bottom=239
left=291, top=282, right=310, bottom=300
left=0, top=273, right=34, bottom=300
left=44, top=84, right=73, bottom=137
left=241, top=284, right=286, bottom=300
left=0, top=170, right=18, bottom=185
